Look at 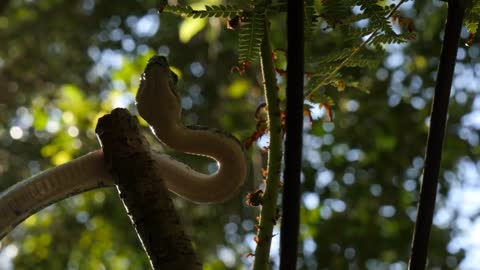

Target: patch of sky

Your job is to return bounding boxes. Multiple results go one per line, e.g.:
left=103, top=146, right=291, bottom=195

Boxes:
left=410, top=96, right=426, bottom=110
left=137, top=44, right=150, bottom=55
left=87, top=46, right=101, bottom=61
left=343, top=172, right=355, bottom=185
left=109, top=28, right=124, bottom=41
left=157, top=45, right=170, bottom=56
left=15, top=107, right=33, bottom=129
left=408, top=75, right=423, bottom=94
left=370, top=184, right=382, bottom=197
left=346, top=148, right=364, bottom=162
left=376, top=67, right=389, bottom=81
left=122, top=37, right=136, bottom=52
left=455, top=91, right=468, bottom=104
left=457, top=47, right=466, bottom=61
left=468, top=45, right=479, bottom=58
left=403, top=179, right=417, bottom=192
left=344, top=247, right=356, bottom=260
left=302, top=192, right=319, bottom=210
left=217, top=247, right=236, bottom=268
left=303, top=237, right=317, bottom=257
left=379, top=205, right=396, bottom=218
left=391, top=70, right=406, bottom=85
left=385, top=52, right=405, bottom=70
left=316, top=170, right=333, bottom=188
left=190, top=62, right=205, bottom=78
left=344, top=99, right=359, bottom=112
left=133, top=13, right=160, bottom=38
left=181, top=96, right=193, bottom=110
left=81, top=0, right=95, bottom=14
left=326, top=199, right=346, bottom=213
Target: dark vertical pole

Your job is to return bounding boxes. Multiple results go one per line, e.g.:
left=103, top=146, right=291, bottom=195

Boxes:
left=408, top=1, right=466, bottom=269
left=280, top=0, right=304, bottom=269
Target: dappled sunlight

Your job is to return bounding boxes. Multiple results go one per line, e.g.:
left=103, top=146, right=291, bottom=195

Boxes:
left=2, top=0, right=480, bottom=269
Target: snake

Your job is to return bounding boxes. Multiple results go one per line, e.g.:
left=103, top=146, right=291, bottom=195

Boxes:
left=0, top=56, right=248, bottom=239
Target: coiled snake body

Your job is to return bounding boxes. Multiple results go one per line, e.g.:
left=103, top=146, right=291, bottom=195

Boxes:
left=0, top=56, right=247, bottom=239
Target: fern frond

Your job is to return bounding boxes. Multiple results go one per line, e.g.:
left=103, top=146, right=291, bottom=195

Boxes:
left=344, top=57, right=381, bottom=69
left=307, top=48, right=354, bottom=65
left=309, top=92, right=335, bottom=106
left=340, top=26, right=377, bottom=40
left=307, top=46, right=381, bottom=70
left=341, top=13, right=371, bottom=25
left=162, top=4, right=243, bottom=18
left=371, top=31, right=415, bottom=44
left=344, top=80, right=370, bottom=93
left=357, top=1, right=393, bottom=34
left=305, top=0, right=320, bottom=40
left=319, top=0, right=356, bottom=26
left=304, top=73, right=341, bottom=96
left=238, top=11, right=265, bottom=63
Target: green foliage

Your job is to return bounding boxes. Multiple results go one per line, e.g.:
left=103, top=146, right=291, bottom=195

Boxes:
left=238, top=10, right=265, bottom=63
left=160, top=0, right=414, bottom=100
left=309, top=92, right=335, bottom=106
left=316, top=0, right=355, bottom=24
left=161, top=2, right=270, bottom=64
left=358, top=0, right=394, bottom=34
left=161, top=4, right=243, bottom=19
left=3, top=0, right=480, bottom=269
left=465, top=0, right=480, bottom=33
left=304, top=0, right=412, bottom=99
left=304, top=0, right=320, bottom=41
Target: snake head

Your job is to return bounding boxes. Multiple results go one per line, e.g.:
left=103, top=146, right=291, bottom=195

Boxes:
left=136, top=56, right=182, bottom=130
left=147, top=56, right=179, bottom=86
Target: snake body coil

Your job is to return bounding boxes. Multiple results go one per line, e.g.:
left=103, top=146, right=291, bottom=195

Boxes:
left=0, top=56, right=247, bottom=239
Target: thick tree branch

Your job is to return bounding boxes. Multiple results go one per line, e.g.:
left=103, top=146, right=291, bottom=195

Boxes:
left=95, top=108, right=200, bottom=270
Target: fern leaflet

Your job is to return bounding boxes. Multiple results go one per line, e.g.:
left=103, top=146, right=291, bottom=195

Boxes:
left=238, top=11, right=265, bottom=63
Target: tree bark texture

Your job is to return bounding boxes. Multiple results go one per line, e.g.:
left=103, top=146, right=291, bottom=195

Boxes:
left=95, top=108, right=201, bottom=270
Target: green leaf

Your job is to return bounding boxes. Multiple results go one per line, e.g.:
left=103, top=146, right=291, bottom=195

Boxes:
left=179, top=18, right=208, bottom=43
left=226, top=79, right=251, bottom=98
left=238, top=11, right=265, bottom=63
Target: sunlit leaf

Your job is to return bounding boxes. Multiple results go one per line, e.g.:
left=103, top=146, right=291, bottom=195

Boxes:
left=179, top=18, right=208, bottom=43
left=226, top=78, right=250, bottom=98
left=32, top=107, right=49, bottom=130
left=51, top=151, right=72, bottom=166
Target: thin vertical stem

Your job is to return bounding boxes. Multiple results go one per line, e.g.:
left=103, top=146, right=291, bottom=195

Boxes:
left=252, top=19, right=283, bottom=270
left=280, top=0, right=304, bottom=269
left=408, top=1, right=466, bottom=269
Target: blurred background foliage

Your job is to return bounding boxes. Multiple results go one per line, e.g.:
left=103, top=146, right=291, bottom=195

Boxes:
left=0, top=0, right=480, bottom=269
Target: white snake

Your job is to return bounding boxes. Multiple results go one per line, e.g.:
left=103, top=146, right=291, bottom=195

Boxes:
left=0, top=56, right=248, bottom=239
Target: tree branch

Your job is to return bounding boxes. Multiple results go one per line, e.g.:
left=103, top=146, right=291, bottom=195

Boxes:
left=95, top=108, right=201, bottom=270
